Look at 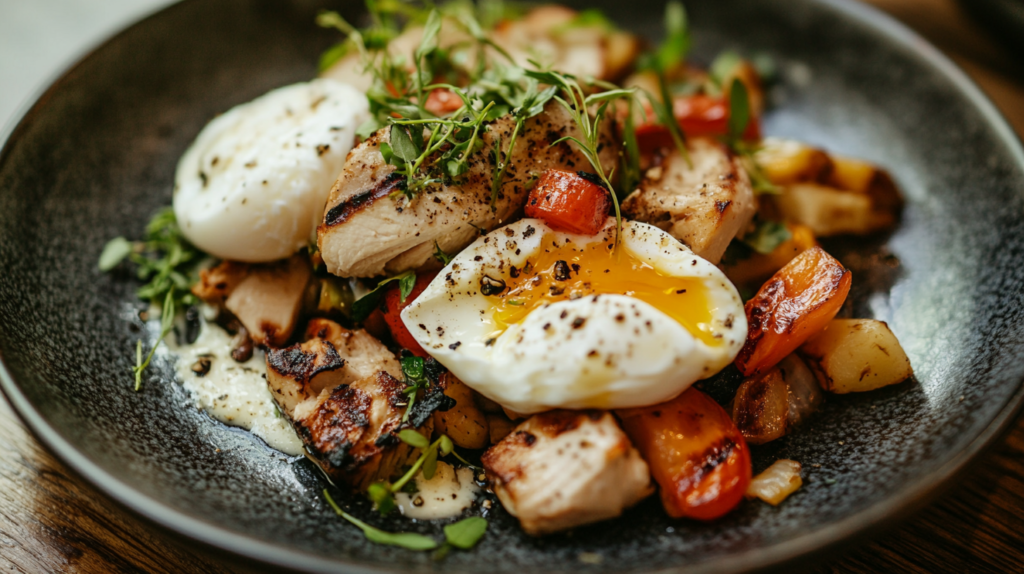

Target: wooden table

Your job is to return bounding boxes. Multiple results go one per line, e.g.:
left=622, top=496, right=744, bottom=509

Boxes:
left=3, top=0, right=1024, bottom=571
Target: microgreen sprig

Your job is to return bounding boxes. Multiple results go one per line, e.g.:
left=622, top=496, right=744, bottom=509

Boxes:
left=99, top=208, right=204, bottom=389
left=324, top=490, right=488, bottom=555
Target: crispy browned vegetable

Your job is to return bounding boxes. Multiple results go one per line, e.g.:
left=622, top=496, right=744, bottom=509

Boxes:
left=433, top=377, right=489, bottom=450
left=736, top=246, right=851, bottom=377
left=731, top=354, right=822, bottom=445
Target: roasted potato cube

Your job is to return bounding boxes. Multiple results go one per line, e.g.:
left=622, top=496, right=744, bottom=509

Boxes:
left=487, top=413, right=516, bottom=444
left=772, top=183, right=896, bottom=237
left=433, top=377, right=489, bottom=450
left=754, top=138, right=832, bottom=186
left=736, top=246, right=851, bottom=377
left=800, top=319, right=913, bottom=393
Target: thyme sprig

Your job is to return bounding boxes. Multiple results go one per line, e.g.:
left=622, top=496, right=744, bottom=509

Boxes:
left=523, top=69, right=637, bottom=240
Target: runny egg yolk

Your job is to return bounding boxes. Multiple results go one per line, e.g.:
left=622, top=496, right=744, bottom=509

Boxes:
left=489, top=235, right=720, bottom=346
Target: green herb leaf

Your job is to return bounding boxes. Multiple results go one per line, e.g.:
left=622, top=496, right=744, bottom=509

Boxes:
left=728, top=78, right=750, bottom=144
left=422, top=444, right=438, bottom=480
left=401, top=355, right=427, bottom=384
left=390, top=125, right=421, bottom=162
left=318, top=41, right=351, bottom=72
left=99, top=237, right=133, bottom=271
left=741, top=220, right=791, bottom=254
left=655, top=1, right=690, bottom=73
left=379, top=141, right=395, bottom=165
left=399, top=429, right=430, bottom=449
left=367, top=481, right=396, bottom=514
left=324, top=490, right=437, bottom=550
left=414, top=9, right=442, bottom=62
left=439, top=434, right=454, bottom=456
left=443, top=517, right=488, bottom=549
left=709, top=51, right=742, bottom=87
left=350, top=270, right=415, bottom=322
left=399, top=272, right=417, bottom=302
left=554, top=8, right=614, bottom=33
left=357, top=116, right=385, bottom=140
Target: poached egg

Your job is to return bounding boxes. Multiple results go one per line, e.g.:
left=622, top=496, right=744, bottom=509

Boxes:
left=401, top=218, right=747, bottom=414
left=173, top=79, right=368, bottom=262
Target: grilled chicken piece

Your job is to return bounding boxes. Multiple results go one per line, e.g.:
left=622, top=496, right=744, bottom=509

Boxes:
left=317, top=102, right=619, bottom=278
left=266, top=319, right=426, bottom=489
left=482, top=410, right=652, bottom=535
left=490, top=6, right=639, bottom=81
left=321, top=7, right=637, bottom=90
left=192, top=255, right=312, bottom=347
left=622, top=138, right=756, bottom=264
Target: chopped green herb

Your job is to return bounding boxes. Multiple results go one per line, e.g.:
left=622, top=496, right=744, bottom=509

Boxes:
left=350, top=270, right=415, bottom=322
left=323, top=490, right=438, bottom=550
left=727, top=78, right=751, bottom=145
left=444, top=516, right=488, bottom=549
left=433, top=241, right=455, bottom=265
left=741, top=219, right=791, bottom=255
left=434, top=516, right=489, bottom=560
left=98, top=236, right=133, bottom=271
left=399, top=429, right=430, bottom=449
left=709, top=51, right=743, bottom=87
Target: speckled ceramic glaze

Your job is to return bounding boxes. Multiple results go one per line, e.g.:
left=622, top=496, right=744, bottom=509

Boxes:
left=2, top=0, right=1024, bottom=572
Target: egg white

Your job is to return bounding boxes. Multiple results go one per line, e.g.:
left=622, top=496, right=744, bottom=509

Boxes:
left=401, top=218, right=748, bottom=414
left=173, top=79, right=369, bottom=262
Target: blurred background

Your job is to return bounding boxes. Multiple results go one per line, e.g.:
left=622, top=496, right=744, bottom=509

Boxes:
left=1, top=0, right=1023, bottom=572
left=1, top=0, right=1022, bottom=133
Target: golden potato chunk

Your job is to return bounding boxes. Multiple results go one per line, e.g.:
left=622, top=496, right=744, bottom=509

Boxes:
left=433, top=377, right=489, bottom=450
left=800, top=319, right=913, bottom=393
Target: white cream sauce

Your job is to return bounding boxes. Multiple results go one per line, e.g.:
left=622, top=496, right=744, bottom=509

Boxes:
left=169, top=321, right=304, bottom=456
left=395, top=462, right=481, bottom=520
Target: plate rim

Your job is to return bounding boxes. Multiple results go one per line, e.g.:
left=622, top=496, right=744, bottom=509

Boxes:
left=2, top=0, right=1024, bottom=572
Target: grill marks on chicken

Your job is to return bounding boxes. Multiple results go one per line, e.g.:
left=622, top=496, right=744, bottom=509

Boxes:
left=482, top=410, right=652, bottom=535
left=622, top=138, right=756, bottom=264
left=317, top=102, right=619, bottom=278
left=265, top=319, right=426, bottom=489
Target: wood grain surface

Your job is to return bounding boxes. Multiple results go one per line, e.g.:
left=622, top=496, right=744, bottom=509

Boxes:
left=3, top=0, right=1024, bottom=572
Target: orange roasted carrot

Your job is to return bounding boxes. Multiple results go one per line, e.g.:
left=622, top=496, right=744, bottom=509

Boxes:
left=735, top=246, right=851, bottom=377
left=524, top=170, right=611, bottom=235
left=618, top=387, right=752, bottom=521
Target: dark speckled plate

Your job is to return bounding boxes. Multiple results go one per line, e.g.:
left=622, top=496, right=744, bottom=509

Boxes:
left=2, top=0, right=1024, bottom=572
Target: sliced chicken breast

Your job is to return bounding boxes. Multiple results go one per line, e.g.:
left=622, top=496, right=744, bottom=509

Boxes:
left=622, top=138, right=756, bottom=264
left=481, top=410, right=652, bottom=535
left=317, top=102, right=618, bottom=278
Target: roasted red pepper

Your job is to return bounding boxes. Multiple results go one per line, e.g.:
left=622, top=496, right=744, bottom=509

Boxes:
left=617, top=387, right=752, bottom=521
left=382, top=272, right=437, bottom=356
left=524, top=170, right=612, bottom=235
